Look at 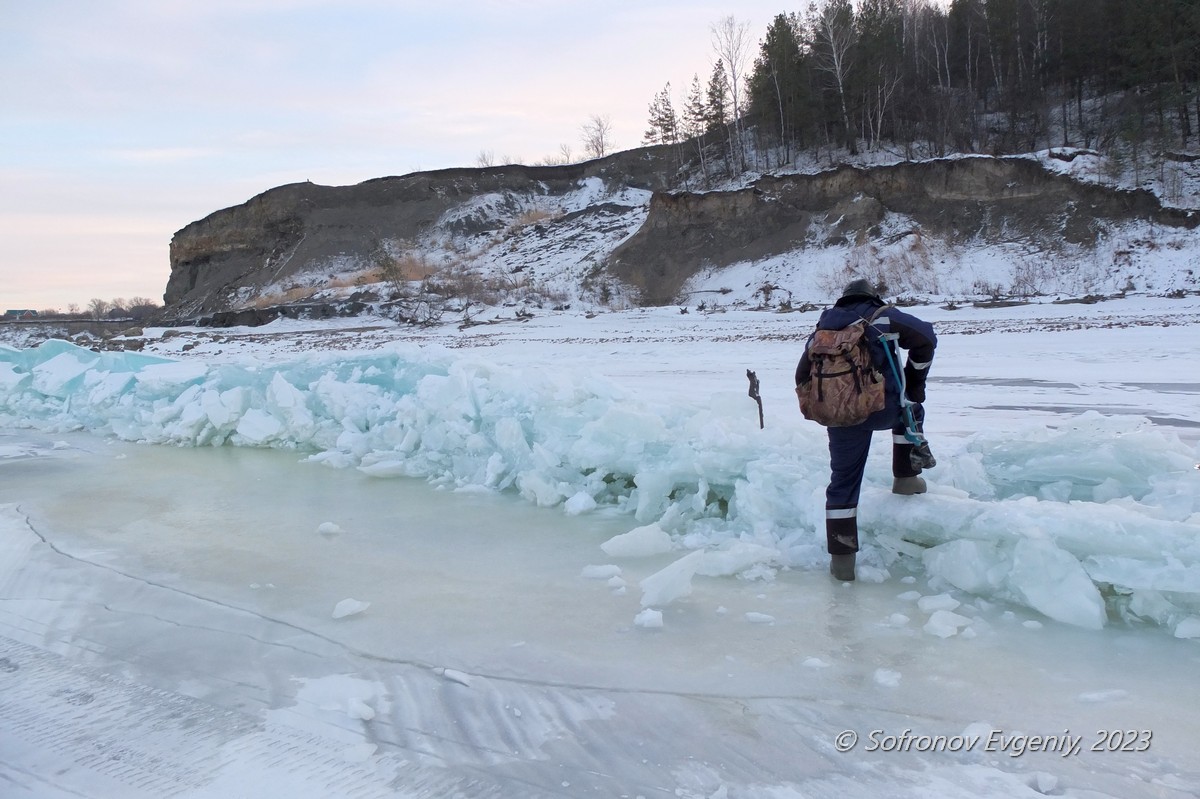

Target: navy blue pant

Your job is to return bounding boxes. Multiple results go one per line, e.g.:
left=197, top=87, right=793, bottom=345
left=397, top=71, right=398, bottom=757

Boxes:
left=825, top=404, right=924, bottom=555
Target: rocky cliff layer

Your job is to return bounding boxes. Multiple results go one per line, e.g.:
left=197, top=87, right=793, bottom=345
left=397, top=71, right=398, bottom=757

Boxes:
left=165, top=152, right=1197, bottom=318
left=165, top=148, right=676, bottom=318
left=608, top=156, right=1197, bottom=304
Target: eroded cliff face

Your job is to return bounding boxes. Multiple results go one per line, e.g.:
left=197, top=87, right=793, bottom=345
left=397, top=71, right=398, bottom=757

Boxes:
left=607, top=157, right=1197, bottom=304
left=165, top=153, right=1197, bottom=317
left=164, top=150, right=675, bottom=317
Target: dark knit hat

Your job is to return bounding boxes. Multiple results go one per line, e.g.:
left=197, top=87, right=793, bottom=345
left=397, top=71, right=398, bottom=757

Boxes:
left=841, top=278, right=883, bottom=299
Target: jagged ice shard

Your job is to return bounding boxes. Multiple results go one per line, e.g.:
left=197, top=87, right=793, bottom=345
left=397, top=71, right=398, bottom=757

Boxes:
left=2, top=338, right=1198, bottom=634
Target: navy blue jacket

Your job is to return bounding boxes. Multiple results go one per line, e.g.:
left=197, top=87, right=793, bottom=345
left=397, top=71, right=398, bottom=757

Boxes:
left=795, top=296, right=937, bottom=430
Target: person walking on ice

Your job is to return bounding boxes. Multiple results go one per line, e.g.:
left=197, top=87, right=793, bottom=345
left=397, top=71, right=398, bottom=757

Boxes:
left=795, top=278, right=938, bottom=582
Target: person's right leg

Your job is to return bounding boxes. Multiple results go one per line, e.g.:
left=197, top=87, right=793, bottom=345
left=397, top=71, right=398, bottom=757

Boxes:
left=825, top=426, right=874, bottom=580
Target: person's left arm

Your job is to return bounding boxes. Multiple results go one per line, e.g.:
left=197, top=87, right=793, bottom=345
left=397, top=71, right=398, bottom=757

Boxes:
left=887, top=309, right=937, bottom=402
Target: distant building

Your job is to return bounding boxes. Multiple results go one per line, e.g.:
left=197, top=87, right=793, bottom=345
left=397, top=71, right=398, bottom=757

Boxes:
left=3, top=309, right=38, bottom=320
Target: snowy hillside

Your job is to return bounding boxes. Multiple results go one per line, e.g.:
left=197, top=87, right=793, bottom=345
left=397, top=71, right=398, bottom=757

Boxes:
left=231, top=149, right=1200, bottom=326
left=618, top=148, right=1200, bottom=307
left=147, top=143, right=1200, bottom=327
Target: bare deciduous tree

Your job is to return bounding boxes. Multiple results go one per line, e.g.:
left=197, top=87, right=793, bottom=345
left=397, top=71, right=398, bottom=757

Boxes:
left=87, top=298, right=110, bottom=320
left=126, top=297, right=162, bottom=322
left=581, top=114, right=613, bottom=159
left=712, top=15, right=752, bottom=171
left=537, top=142, right=577, bottom=166
left=809, top=0, right=860, bottom=155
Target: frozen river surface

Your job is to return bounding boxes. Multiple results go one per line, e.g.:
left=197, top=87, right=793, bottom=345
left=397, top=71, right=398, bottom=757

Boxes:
left=2, top=300, right=1200, bottom=797
left=2, top=432, right=1197, bottom=799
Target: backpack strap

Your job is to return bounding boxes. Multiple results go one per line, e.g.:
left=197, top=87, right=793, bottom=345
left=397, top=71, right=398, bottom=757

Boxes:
left=864, top=303, right=892, bottom=328
left=863, top=304, right=897, bottom=338
left=859, top=305, right=900, bottom=376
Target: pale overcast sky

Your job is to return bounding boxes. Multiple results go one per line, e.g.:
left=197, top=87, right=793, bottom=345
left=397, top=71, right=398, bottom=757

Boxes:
left=1, top=0, right=792, bottom=312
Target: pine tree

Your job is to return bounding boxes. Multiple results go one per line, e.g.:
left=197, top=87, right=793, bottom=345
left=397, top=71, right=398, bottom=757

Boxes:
left=706, top=60, right=733, bottom=175
left=748, top=13, right=807, bottom=162
left=683, top=73, right=711, bottom=184
left=643, top=83, right=680, bottom=146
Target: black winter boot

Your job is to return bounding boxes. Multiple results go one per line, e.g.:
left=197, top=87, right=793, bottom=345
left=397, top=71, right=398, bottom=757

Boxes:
left=829, top=553, right=856, bottom=581
left=892, top=476, right=927, bottom=495
left=826, top=509, right=858, bottom=582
